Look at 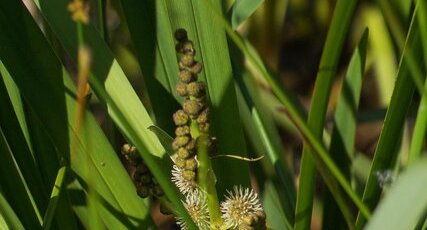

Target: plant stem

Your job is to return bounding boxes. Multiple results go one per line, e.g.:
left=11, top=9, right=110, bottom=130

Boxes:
left=190, top=116, right=223, bottom=228
left=197, top=134, right=223, bottom=228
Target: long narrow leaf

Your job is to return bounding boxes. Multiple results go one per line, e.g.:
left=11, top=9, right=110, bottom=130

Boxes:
left=322, top=29, right=369, bottom=229
left=0, top=187, right=25, bottom=230
left=120, top=0, right=251, bottom=195
left=0, top=66, right=48, bottom=215
left=355, top=8, right=424, bottom=228
left=0, top=1, right=156, bottom=227
left=36, top=0, right=195, bottom=226
left=0, top=128, right=42, bottom=229
left=295, top=1, right=358, bottom=228
left=408, top=0, right=427, bottom=164
left=228, top=0, right=265, bottom=29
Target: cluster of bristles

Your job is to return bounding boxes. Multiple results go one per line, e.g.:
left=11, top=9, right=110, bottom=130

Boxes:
left=171, top=28, right=211, bottom=195
left=221, top=187, right=266, bottom=230
left=121, top=144, right=164, bottom=198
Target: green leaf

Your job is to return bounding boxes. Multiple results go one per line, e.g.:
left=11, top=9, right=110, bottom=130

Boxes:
left=408, top=0, right=427, bottom=164
left=36, top=0, right=195, bottom=226
left=119, top=0, right=251, bottom=195
left=42, top=167, right=67, bottom=230
left=115, top=0, right=181, bottom=133
left=0, top=187, right=25, bottom=230
left=295, top=0, right=359, bottom=228
left=228, top=0, right=265, bottom=29
left=0, top=1, right=155, bottom=227
left=64, top=71, right=154, bottom=228
left=322, top=29, right=369, bottom=229
left=233, top=57, right=295, bottom=224
left=218, top=1, right=370, bottom=222
left=355, top=8, right=424, bottom=228
left=148, top=126, right=174, bottom=156
left=0, top=65, right=48, bottom=216
left=0, top=0, right=68, bottom=188
left=365, top=158, right=427, bottom=230
left=0, top=128, right=42, bottom=229
left=262, top=182, right=292, bottom=230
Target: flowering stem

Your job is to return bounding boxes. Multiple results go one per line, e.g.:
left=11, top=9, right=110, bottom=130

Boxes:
left=197, top=134, right=223, bottom=229
left=190, top=117, right=223, bottom=228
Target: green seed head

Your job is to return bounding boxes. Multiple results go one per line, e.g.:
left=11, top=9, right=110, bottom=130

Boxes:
left=182, top=41, right=195, bottom=55
left=199, top=122, right=210, bottom=133
left=180, top=54, right=195, bottom=67
left=175, top=125, right=190, bottom=136
left=175, top=82, right=188, bottom=97
left=175, top=157, right=186, bottom=169
left=185, top=158, right=198, bottom=171
left=196, top=108, right=209, bottom=124
left=179, top=70, right=194, bottom=83
left=177, top=147, right=190, bottom=159
left=173, top=110, right=189, bottom=126
left=183, top=100, right=203, bottom=116
left=190, top=62, right=203, bottom=74
left=172, top=135, right=191, bottom=150
left=121, top=144, right=140, bottom=164
left=187, top=81, right=206, bottom=98
left=185, top=139, right=197, bottom=151
left=121, top=143, right=134, bottom=155
left=174, top=28, right=188, bottom=42
left=182, top=170, right=196, bottom=181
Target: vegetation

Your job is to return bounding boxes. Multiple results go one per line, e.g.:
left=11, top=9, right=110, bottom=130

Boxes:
left=0, top=0, right=427, bottom=229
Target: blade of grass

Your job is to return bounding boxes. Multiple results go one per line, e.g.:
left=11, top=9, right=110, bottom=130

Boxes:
left=0, top=128, right=42, bottom=229
left=66, top=178, right=95, bottom=229
left=227, top=0, right=265, bottom=29
left=365, top=157, right=427, bottom=230
left=0, top=0, right=68, bottom=187
left=64, top=71, right=155, bottom=228
left=293, top=0, right=358, bottom=228
left=376, top=0, right=425, bottom=95
left=0, top=12, right=78, bottom=230
left=361, top=6, right=396, bottom=106
left=89, top=61, right=196, bottom=228
left=322, top=29, right=369, bottom=229
left=0, top=186, right=25, bottom=230
left=147, top=125, right=174, bottom=155
left=235, top=83, right=295, bottom=224
left=0, top=66, right=48, bottom=215
left=1, top=1, right=157, bottom=227
left=234, top=67, right=296, bottom=224
left=42, top=167, right=67, bottom=230
left=120, top=0, right=251, bottom=195
left=35, top=0, right=196, bottom=226
left=0, top=61, right=34, bottom=152
left=0, top=2, right=72, bottom=228
left=214, top=0, right=371, bottom=221
left=115, top=0, right=181, bottom=133
left=408, top=0, right=427, bottom=164
left=262, top=181, right=293, bottom=230
left=355, top=8, right=424, bottom=228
